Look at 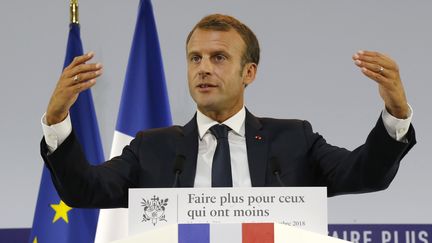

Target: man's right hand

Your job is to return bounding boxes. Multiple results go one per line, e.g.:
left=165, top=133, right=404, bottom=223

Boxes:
left=46, top=52, right=103, bottom=125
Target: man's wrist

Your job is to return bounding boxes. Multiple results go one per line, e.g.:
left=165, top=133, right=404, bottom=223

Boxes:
left=46, top=111, right=69, bottom=126
left=382, top=104, right=413, bottom=141
left=385, top=103, right=410, bottom=119
left=42, top=112, right=72, bottom=153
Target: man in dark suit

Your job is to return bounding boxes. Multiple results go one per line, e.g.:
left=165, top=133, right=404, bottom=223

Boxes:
left=41, top=14, right=415, bottom=208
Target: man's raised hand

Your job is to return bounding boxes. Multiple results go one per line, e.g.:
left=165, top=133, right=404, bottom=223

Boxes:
left=46, top=52, right=103, bottom=125
left=353, top=50, right=409, bottom=119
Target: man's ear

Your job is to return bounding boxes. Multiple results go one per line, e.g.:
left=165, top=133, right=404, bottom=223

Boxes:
left=243, top=63, right=257, bottom=86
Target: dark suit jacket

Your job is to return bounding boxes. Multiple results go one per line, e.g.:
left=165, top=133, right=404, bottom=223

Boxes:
left=41, top=110, right=416, bottom=208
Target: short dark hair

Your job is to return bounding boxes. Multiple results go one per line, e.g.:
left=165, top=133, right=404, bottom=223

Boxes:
left=186, top=14, right=260, bottom=67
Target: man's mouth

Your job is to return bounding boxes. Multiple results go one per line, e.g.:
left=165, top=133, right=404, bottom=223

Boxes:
left=197, top=83, right=217, bottom=89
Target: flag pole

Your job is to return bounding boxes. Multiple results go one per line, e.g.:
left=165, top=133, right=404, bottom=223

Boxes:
left=70, top=0, right=79, bottom=24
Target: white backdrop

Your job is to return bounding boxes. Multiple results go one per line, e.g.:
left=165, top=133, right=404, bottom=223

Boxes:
left=1, top=0, right=431, bottom=228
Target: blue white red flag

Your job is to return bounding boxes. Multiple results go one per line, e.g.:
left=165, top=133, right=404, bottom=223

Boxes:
left=94, top=0, right=171, bottom=242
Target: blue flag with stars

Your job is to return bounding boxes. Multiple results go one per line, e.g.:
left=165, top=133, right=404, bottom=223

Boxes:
left=29, top=23, right=105, bottom=243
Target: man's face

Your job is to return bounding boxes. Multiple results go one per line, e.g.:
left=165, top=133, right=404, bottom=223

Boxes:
left=187, top=28, right=255, bottom=116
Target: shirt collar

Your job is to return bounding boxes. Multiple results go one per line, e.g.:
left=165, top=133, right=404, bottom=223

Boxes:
left=196, top=106, right=246, bottom=139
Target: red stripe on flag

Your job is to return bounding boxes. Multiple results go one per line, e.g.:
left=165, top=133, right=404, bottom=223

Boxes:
left=242, top=223, right=274, bottom=243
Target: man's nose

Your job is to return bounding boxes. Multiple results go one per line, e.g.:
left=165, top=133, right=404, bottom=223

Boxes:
left=198, top=57, right=212, bottom=78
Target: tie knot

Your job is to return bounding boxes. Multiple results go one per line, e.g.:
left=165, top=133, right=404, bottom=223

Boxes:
left=210, top=124, right=230, bottom=139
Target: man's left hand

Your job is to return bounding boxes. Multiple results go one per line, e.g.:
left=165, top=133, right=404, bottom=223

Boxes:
left=353, top=50, right=409, bottom=119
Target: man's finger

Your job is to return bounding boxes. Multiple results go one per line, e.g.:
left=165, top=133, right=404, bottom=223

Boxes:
left=69, top=70, right=102, bottom=86
left=356, top=50, right=380, bottom=57
left=62, top=63, right=103, bottom=86
left=357, top=50, right=393, bottom=62
left=355, top=61, right=390, bottom=78
left=67, top=63, right=103, bottom=77
left=360, top=67, right=387, bottom=84
left=353, top=50, right=397, bottom=70
left=69, top=79, right=97, bottom=94
left=355, top=55, right=393, bottom=69
left=64, top=52, right=95, bottom=71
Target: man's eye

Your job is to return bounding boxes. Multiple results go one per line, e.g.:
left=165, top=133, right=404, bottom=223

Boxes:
left=214, top=54, right=226, bottom=62
left=191, top=56, right=201, bottom=63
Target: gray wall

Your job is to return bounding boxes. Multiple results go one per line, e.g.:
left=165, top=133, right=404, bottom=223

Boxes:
left=1, top=0, right=430, bottom=228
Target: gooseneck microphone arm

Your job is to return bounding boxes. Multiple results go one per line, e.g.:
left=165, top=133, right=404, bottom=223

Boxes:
left=270, top=157, right=285, bottom=187
left=172, top=154, right=186, bottom=188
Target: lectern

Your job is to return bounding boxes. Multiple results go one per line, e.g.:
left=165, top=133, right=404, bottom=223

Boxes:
left=111, top=187, right=349, bottom=242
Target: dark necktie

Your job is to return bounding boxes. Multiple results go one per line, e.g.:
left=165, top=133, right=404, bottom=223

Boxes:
left=210, top=124, right=233, bottom=187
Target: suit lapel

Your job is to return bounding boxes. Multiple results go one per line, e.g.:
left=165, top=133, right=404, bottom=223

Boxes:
left=176, top=115, right=199, bottom=187
left=175, top=110, right=269, bottom=187
left=245, top=109, right=269, bottom=187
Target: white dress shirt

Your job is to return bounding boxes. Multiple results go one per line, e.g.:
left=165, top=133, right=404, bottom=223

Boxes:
left=42, top=106, right=413, bottom=187
left=194, top=107, right=251, bottom=187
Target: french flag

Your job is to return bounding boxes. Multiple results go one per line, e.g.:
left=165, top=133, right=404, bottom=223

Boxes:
left=178, top=223, right=275, bottom=242
left=94, top=0, right=171, bottom=242
left=114, top=223, right=349, bottom=243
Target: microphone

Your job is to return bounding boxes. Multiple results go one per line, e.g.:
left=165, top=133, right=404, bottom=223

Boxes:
left=269, top=157, right=285, bottom=187
left=172, top=154, right=186, bottom=188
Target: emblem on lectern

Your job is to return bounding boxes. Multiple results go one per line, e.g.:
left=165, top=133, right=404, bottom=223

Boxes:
left=141, top=195, right=168, bottom=226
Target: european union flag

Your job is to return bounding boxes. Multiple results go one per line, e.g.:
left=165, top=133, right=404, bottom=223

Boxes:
left=95, top=0, right=172, bottom=242
left=29, top=23, right=105, bottom=243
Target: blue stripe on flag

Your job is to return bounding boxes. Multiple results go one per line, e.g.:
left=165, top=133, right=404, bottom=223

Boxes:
left=115, top=0, right=171, bottom=137
left=179, top=224, right=210, bottom=243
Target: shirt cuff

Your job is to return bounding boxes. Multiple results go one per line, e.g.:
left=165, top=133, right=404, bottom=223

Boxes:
left=41, top=113, right=72, bottom=153
left=381, top=104, right=413, bottom=142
